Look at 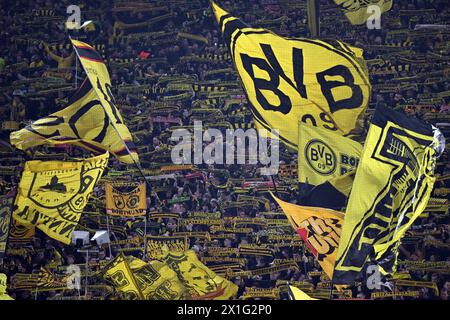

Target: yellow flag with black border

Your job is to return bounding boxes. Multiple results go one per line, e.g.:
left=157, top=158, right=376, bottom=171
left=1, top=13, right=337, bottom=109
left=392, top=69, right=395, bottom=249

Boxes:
left=10, top=41, right=138, bottom=164
left=13, top=152, right=108, bottom=245
left=211, top=1, right=370, bottom=149
left=334, top=0, right=393, bottom=25
left=106, top=181, right=147, bottom=216
left=298, top=123, right=363, bottom=186
left=333, top=106, right=444, bottom=285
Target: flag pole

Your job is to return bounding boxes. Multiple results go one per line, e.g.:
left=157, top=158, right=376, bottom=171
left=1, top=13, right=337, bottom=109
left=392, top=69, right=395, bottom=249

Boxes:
left=307, top=0, right=320, bottom=37
left=105, top=214, right=112, bottom=258
left=143, top=213, right=148, bottom=259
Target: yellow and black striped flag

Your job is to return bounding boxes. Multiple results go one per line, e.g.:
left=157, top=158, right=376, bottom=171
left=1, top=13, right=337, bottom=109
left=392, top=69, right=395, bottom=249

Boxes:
left=211, top=1, right=370, bottom=149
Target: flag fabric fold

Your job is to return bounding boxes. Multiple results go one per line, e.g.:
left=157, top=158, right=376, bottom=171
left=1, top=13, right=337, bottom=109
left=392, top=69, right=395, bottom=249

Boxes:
left=333, top=106, right=444, bottom=285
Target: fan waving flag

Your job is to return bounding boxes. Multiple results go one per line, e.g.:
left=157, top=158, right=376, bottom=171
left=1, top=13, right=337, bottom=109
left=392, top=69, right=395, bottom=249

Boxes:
left=211, top=1, right=370, bottom=149
left=333, top=106, right=445, bottom=285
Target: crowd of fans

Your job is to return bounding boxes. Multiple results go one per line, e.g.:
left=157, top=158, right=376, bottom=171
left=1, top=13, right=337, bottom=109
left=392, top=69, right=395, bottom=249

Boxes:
left=0, top=0, right=449, bottom=300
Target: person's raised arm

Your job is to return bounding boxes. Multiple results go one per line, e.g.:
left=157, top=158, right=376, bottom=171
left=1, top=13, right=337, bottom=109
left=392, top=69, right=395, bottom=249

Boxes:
left=43, top=42, right=62, bottom=63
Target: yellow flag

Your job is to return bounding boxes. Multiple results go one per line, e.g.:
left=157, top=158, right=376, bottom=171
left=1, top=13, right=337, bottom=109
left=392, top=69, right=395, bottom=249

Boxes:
left=71, top=39, right=139, bottom=164
left=334, top=0, right=393, bottom=25
left=288, top=285, right=318, bottom=300
left=10, top=76, right=138, bottom=164
left=126, top=256, right=187, bottom=300
left=163, top=250, right=238, bottom=300
left=0, top=273, right=13, bottom=300
left=211, top=1, right=370, bottom=149
left=272, top=193, right=343, bottom=280
left=106, top=181, right=147, bottom=216
left=13, top=152, right=108, bottom=245
left=334, top=106, right=444, bottom=285
left=298, top=123, right=363, bottom=185
left=103, top=254, right=144, bottom=300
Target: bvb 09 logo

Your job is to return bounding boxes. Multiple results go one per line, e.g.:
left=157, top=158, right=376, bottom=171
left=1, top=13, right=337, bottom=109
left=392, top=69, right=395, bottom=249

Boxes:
left=305, top=139, right=336, bottom=175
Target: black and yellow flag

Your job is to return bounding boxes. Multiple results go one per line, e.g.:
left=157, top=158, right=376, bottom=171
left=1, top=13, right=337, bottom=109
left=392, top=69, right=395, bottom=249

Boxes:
left=13, top=152, right=108, bottom=245
left=146, top=236, right=188, bottom=260
left=334, top=0, right=393, bottom=25
left=10, top=42, right=138, bottom=164
left=106, top=181, right=147, bottom=217
left=126, top=256, right=187, bottom=300
left=103, top=253, right=144, bottom=300
left=298, top=123, right=363, bottom=185
left=71, top=39, right=139, bottom=164
left=212, top=1, right=370, bottom=149
left=163, top=250, right=238, bottom=300
left=272, top=193, right=343, bottom=280
left=333, top=106, right=444, bottom=285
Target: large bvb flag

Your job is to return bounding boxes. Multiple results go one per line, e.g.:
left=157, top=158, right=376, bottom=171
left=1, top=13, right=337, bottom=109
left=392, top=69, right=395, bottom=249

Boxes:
left=10, top=40, right=138, bottom=164
left=13, top=152, right=108, bottom=245
left=211, top=1, right=370, bottom=149
left=333, top=106, right=445, bottom=285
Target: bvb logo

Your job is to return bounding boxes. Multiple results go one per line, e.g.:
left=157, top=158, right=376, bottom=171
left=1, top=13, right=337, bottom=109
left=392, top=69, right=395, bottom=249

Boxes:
left=113, top=195, right=126, bottom=209
left=127, top=195, right=139, bottom=209
left=305, top=139, right=336, bottom=175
